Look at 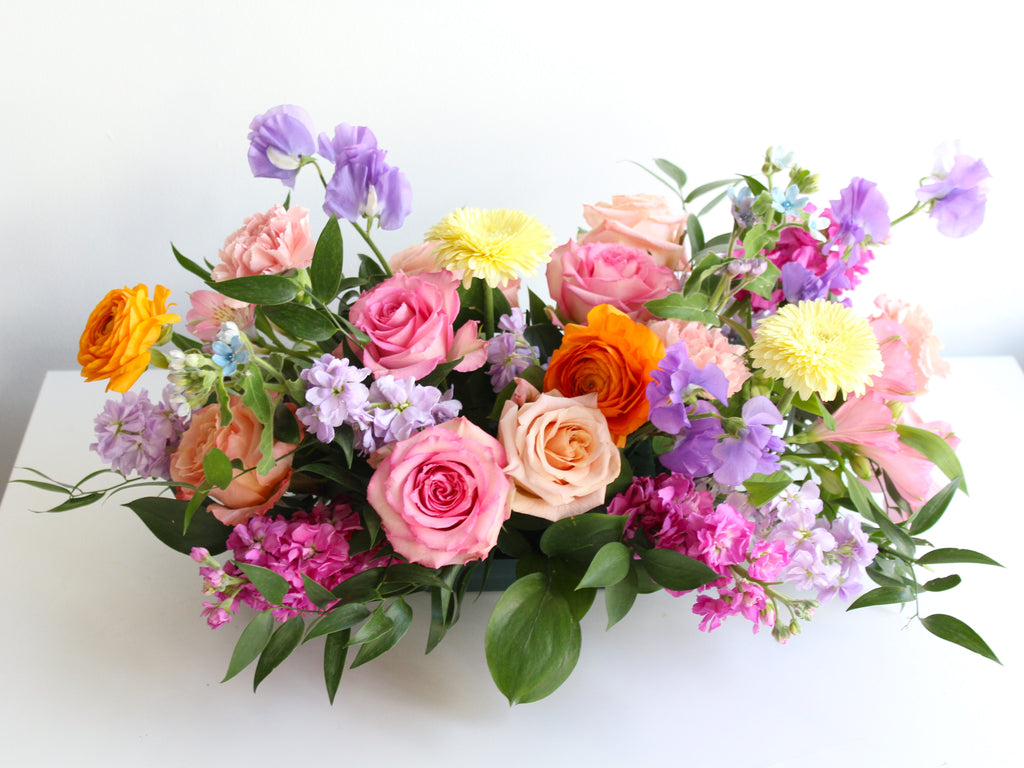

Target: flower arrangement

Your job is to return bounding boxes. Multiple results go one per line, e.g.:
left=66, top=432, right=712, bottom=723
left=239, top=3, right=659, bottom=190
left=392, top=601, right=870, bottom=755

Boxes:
left=21, top=106, right=1000, bottom=704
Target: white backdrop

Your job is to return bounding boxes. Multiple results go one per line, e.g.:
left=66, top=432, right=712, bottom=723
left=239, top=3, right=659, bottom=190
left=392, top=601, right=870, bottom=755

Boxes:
left=1, top=0, right=1016, bottom=487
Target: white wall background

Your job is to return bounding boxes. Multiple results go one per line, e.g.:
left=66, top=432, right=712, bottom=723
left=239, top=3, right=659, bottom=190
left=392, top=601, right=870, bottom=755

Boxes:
left=1, top=0, right=1016, bottom=487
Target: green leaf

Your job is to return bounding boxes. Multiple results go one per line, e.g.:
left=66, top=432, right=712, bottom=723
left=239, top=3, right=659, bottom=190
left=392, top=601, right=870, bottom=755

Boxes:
left=253, top=616, right=305, bottom=690
left=35, top=491, right=107, bottom=513
left=604, top=563, right=639, bottom=629
left=742, top=260, right=781, bottom=299
left=296, top=461, right=367, bottom=495
left=687, top=214, right=705, bottom=253
left=644, top=292, right=720, bottom=326
left=123, top=496, right=231, bottom=555
left=576, top=541, right=631, bottom=590
left=273, top=401, right=302, bottom=445
left=744, top=470, right=793, bottom=507
left=920, top=614, right=1000, bottom=664
left=323, top=629, right=350, bottom=705
left=350, top=599, right=413, bottom=668
left=310, top=216, right=344, bottom=303
left=916, top=548, right=1003, bottom=567
left=261, top=303, right=338, bottom=342
left=697, top=189, right=729, bottom=218
left=212, top=275, right=299, bottom=305
left=241, top=366, right=273, bottom=423
left=485, top=573, right=582, bottom=705
left=739, top=174, right=767, bottom=196
left=331, top=567, right=386, bottom=603
left=528, top=289, right=549, bottom=325
left=684, top=178, right=735, bottom=204
left=896, top=425, right=967, bottom=493
left=653, top=158, right=687, bottom=189
left=540, top=512, right=626, bottom=562
left=845, top=471, right=915, bottom=558
left=202, top=447, right=234, bottom=490
left=236, top=562, right=290, bottom=606
left=382, top=563, right=454, bottom=592
left=908, top=477, right=962, bottom=535
left=637, top=547, right=720, bottom=592
left=172, top=243, right=212, bottom=281
left=846, top=586, right=916, bottom=610
left=301, top=574, right=337, bottom=609
left=222, top=611, right=275, bottom=682
left=305, top=603, right=373, bottom=642
left=923, top=574, right=962, bottom=592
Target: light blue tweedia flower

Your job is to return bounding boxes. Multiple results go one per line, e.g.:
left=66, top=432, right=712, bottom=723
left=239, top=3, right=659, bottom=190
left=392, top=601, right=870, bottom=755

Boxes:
left=211, top=335, right=249, bottom=376
left=769, top=146, right=795, bottom=170
left=771, top=184, right=809, bottom=217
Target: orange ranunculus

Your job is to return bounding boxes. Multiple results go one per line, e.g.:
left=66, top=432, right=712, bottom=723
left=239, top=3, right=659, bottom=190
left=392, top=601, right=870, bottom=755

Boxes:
left=543, top=304, right=665, bottom=446
left=78, top=284, right=180, bottom=392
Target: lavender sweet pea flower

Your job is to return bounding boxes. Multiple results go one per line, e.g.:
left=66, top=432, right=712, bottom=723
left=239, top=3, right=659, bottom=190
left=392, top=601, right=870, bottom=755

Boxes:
left=319, top=123, right=412, bottom=230
left=780, top=258, right=850, bottom=303
left=247, top=105, right=317, bottom=188
left=825, top=177, right=890, bottom=257
left=658, top=400, right=723, bottom=478
left=711, top=396, right=785, bottom=486
left=647, top=342, right=730, bottom=434
left=916, top=151, right=990, bottom=238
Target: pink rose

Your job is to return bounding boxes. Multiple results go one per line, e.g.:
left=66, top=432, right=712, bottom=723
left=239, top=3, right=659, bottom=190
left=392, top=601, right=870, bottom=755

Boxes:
left=212, top=204, right=315, bottom=281
left=579, top=194, right=689, bottom=271
left=498, top=391, right=621, bottom=521
left=367, top=418, right=512, bottom=567
left=347, top=271, right=486, bottom=380
left=547, top=239, right=679, bottom=324
left=170, top=396, right=297, bottom=526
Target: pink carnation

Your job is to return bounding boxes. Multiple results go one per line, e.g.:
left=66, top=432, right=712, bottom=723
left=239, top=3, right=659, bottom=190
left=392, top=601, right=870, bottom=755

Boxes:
left=212, top=204, right=315, bottom=281
left=647, top=319, right=750, bottom=397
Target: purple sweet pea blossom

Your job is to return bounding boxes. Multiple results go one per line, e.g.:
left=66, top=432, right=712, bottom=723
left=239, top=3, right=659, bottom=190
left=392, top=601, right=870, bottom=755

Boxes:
left=247, top=105, right=317, bottom=188
left=825, top=177, right=890, bottom=257
left=916, top=151, right=990, bottom=238
left=647, top=342, right=730, bottom=434
left=780, top=258, right=850, bottom=303
left=318, top=124, right=412, bottom=230
left=711, top=396, right=785, bottom=486
left=658, top=400, right=723, bottom=478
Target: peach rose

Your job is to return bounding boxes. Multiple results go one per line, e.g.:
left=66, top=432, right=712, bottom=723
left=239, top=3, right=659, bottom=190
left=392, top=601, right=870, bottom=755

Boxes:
left=499, top=391, right=621, bottom=521
left=580, top=194, right=689, bottom=271
left=212, top=204, right=315, bottom=281
left=543, top=304, right=666, bottom=446
left=78, top=284, right=180, bottom=392
left=170, top=395, right=297, bottom=526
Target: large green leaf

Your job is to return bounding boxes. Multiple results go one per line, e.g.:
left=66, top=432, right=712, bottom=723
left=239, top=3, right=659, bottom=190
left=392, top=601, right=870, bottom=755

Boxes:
left=253, top=616, right=305, bottom=690
left=261, top=303, right=338, bottom=342
left=310, top=216, right=344, bottom=303
left=222, top=611, right=274, bottom=682
left=539, top=512, right=625, bottom=562
left=212, top=275, right=298, bottom=305
left=323, top=630, right=350, bottom=705
left=350, top=599, right=413, bottom=668
left=236, top=562, right=290, bottom=606
left=604, top=564, right=639, bottom=629
left=896, top=425, right=967, bottom=492
left=576, top=541, right=631, bottom=590
left=485, top=573, right=581, bottom=705
left=916, top=548, right=1003, bottom=567
left=846, top=586, right=916, bottom=611
left=920, top=614, right=1000, bottom=664
left=637, top=547, right=719, bottom=592
left=305, top=603, right=372, bottom=642
left=908, top=477, right=962, bottom=535
left=123, top=496, right=232, bottom=555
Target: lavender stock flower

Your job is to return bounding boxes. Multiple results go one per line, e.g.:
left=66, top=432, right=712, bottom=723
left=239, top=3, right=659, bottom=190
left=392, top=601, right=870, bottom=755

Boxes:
left=296, top=354, right=371, bottom=443
left=916, top=150, right=990, bottom=238
left=356, top=376, right=461, bottom=454
left=247, top=105, right=317, bottom=188
left=92, top=387, right=185, bottom=479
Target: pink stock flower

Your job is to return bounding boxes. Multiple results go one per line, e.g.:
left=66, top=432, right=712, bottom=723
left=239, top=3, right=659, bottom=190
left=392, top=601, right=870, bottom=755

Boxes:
left=871, top=295, right=949, bottom=395
left=546, top=240, right=679, bottom=324
left=347, top=271, right=486, bottom=380
left=367, top=418, right=512, bottom=568
left=647, top=319, right=751, bottom=397
left=185, top=290, right=255, bottom=341
left=212, top=204, right=315, bottom=281
left=579, top=194, right=688, bottom=271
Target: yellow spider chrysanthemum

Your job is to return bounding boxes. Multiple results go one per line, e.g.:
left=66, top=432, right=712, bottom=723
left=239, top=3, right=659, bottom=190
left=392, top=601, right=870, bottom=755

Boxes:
left=426, top=208, right=554, bottom=288
left=750, top=300, right=883, bottom=402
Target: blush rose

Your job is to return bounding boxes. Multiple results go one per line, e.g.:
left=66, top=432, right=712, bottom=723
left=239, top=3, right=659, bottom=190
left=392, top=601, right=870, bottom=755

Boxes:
left=212, top=204, right=315, bottom=281
left=347, top=270, right=486, bottom=380
left=579, top=193, right=688, bottom=271
left=498, top=391, right=621, bottom=521
left=546, top=239, right=679, bottom=324
left=170, top=395, right=297, bottom=526
left=367, top=417, right=512, bottom=568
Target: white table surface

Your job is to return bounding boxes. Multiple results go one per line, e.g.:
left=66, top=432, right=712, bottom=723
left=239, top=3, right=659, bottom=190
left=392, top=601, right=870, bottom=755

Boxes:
left=2, top=359, right=1021, bottom=767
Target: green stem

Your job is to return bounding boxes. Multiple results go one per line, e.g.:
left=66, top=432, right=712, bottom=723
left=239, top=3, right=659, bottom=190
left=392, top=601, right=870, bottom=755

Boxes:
left=720, top=315, right=755, bottom=347
left=890, top=201, right=927, bottom=227
left=483, top=282, right=495, bottom=338
left=350, top=219, right=392, bottom=276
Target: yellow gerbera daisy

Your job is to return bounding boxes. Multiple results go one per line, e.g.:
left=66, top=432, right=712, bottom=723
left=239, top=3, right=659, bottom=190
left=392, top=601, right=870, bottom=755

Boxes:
left=426, top=208, right=554, bottom=288
left=750, top=300, right=883, bottom=401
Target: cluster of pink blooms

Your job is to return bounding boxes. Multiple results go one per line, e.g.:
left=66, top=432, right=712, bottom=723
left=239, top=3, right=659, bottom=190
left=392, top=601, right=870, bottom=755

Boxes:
left=607, top=473, right=875, bottom=636
left=190, top=496, right=388, bottom=627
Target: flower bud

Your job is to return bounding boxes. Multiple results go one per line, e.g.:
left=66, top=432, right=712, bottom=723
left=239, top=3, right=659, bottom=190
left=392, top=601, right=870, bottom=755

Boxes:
left=850, top=454, right=874, bottom=480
